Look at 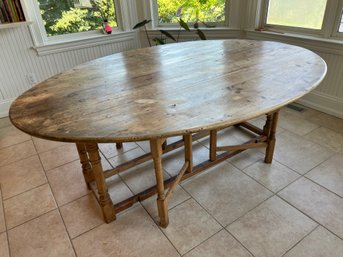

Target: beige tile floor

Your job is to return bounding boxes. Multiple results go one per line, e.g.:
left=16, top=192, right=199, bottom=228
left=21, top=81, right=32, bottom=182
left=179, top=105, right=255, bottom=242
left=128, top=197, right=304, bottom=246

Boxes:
left=1, top=104, right=343, bottom=257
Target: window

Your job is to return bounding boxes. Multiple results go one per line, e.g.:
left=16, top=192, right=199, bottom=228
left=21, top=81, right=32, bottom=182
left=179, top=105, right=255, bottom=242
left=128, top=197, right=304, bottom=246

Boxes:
left=157, top=0, right=227, bottom=25
left=339, top=9, right=343, bottom=32
left=266, top=0, right=327, bottom=30
left=37, top=0, right=117, bottom=37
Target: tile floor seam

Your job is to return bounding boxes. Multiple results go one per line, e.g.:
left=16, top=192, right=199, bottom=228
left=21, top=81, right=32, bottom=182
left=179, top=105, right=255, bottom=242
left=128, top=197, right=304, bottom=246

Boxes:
left=100, top=145, right=141, bottom=162
left=224, top=228, right=257, bottom=257
left=225, top=193, right=276, bottom=228
left=280, top=224, right=320, bottom=257
left=239, top=159, right=303, bottom=195
left=180, top=228, right=226, bottom=256
left=56, top=205, right=78, bottom=257
left=273, top=145, right=334, bottom=177
left=156, top=197, right=223, bottom=256
left=5, top=207, right=57, bottom=232
left=99, top=151, right=115, bottom=169
left=136, top=142, right=149, bottom=154
left=279, top=123, right=319, bottom=137
left=228, top=155, right=263, bottom=172
left=57, top=191, right=94, bottom=210
left=42, top=157, right=80, bottom=173
left=31, top=139, right=62, bottom=155
left=178, top=188, right=225, bottom=228
left=69, top=202, right=142, bottom=242
left=1, top=184, right=12, bottom=257
left=265, top=170, right=306, bottom=196
left=33, top=142, right=78, bottom=257
left=140, top=202, right=183, bottom=256
left=0, top=138, right=32, bottom=151
left=304, top=176, right=343, bottom=200
left=237, top=167, right=278, bottom=194
left=276, top=193, right=343, bottom=241
left=0, top=153, right=40, bottom=170
left=0, top=152, right=37, bottom=169
left=2, top=182, right=49, bottom=202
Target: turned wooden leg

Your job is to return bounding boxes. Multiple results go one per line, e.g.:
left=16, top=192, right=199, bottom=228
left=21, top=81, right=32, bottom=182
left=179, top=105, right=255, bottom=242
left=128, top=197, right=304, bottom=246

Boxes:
left=265, top=111, right=279, bottom=163
left=183, top=134, right=193, bottom=173
left=86, top=143, right=116, bottom=223
left=116, top=143, right=123, bottom=149
left=263, top=113, right=273, bottom=138
left=210, top=130, right=217, bottom=161
left=150, top=138, right=169, bottom=228
left=76, top=143, right=94, bottom=189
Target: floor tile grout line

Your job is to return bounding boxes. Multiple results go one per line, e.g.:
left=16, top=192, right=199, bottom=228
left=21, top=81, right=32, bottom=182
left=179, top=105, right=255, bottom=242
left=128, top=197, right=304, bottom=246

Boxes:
left=276, top=193, right=343, bottom=241
left=157, top=196, right=224, bottom=257
left=0, top=152, right=37, bottom=170
left=179, top=185, right=226, bottom=227
left=139, top=202, right=183, bottom=256
left=179, top=164, right=277, bottom=228
left=225, top=193, right=276, bottom=229
left=2, top=182, right=50, bottom=202
left=280, top=224, right=320, bottom=257
left=1, top=141, right=61, bottom=232
left=56, top=190, right=95, bottom=209
left=239, top=159, right=302, bottom=195
left=224, top=228, right=257, bottom=257
left=5, top=208, right=57, bottom=233
left=31, top=138, right=68, bottom=154
left=70, top=202, right=142, bottom=242
left=304, top=176, right=343, bottom=200
left=0, top=138, right=32, bottom=151
left=0, top=184, right=12, bottom=257
left=272, top=145, right=335, bottom=178
left=33, top=140, right=78, bottom=257
left=42, top=156, right=80, bottom=174
left=180, top=228, right=227, bottom=256
left=0, top=148, right=38, bottom=169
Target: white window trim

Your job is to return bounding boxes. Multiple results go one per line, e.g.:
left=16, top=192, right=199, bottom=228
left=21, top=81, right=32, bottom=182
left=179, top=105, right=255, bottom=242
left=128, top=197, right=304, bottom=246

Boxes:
left=331, top=1, right=343, bottom=38
left=257, top=0, right=343, bottom=39
left=22, top=0, right=138, bottom=55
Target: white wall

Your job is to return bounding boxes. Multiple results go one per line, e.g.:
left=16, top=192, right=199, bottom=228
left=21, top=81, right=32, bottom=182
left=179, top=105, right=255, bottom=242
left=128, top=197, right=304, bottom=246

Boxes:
left=246, top=31, right=343, bottom=118
left=0, top=25, right=139, bottom=117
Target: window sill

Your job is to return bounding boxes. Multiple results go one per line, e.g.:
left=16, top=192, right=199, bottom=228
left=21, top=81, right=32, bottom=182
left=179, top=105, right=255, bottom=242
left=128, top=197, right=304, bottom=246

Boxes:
left=146, top=27, right=241, bottom=39
left=246, top=29, right=343, bottom=55
left=33, top=30, right=136, bottom=56
left=0, top=21, right=32, bottom=30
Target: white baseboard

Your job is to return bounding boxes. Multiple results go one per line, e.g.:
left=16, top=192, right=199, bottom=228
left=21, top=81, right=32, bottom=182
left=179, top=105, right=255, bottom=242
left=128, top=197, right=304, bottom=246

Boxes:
left=0, top=98, right=14, bottom=118
left=1, top=91, right=343, bottom=120
left=297, top=91, right=343, bottom=119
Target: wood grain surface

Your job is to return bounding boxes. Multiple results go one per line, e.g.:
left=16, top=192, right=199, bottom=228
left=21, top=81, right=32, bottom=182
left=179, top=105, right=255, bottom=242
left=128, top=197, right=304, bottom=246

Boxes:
left=9, top=40, right=327, bottom=143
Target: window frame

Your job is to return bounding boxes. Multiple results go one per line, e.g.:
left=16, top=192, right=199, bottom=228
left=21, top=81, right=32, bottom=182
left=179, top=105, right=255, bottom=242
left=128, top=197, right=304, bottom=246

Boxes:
left=24, top=0, right=128, bottom=47
left=331, top=0, right=343, bottom=38
left=260, top=0, right=343, bottom=39
left=151, top=0, right=231, bottom=29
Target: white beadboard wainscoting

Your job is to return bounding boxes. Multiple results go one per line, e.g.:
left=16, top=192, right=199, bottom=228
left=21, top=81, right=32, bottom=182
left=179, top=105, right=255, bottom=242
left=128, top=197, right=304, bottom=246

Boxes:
left=0, top=25, right=140, bottom=117
left=246, top=30, right=343, bottom=119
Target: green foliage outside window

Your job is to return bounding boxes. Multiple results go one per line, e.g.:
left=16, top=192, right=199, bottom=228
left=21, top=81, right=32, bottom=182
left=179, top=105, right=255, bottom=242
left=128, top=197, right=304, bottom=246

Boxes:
left=157, top=0, right=226, bottom=24
left=38, top=0, right=117, bottom=37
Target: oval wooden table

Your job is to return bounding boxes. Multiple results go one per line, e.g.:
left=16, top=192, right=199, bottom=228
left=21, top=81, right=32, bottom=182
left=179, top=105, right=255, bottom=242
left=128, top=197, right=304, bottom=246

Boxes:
left=9, top=40, right=327, bottom=227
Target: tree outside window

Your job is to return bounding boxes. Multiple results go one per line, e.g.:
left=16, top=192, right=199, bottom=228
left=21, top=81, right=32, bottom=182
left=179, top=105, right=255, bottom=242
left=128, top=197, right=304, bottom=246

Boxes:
left=37, top=0, right=117, bottom=37
left=157, top=0, right=226, bottom=24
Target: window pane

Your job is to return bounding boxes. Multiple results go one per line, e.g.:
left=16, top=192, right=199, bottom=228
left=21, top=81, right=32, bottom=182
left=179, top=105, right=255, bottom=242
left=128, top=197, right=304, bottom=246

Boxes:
left=37, top=0, right=117, bottom=37
left=266, top=0, right=327, bottom=29
left=339, top=11, right=343, bottom=32
left=157, top=0, right=226, bottom=24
